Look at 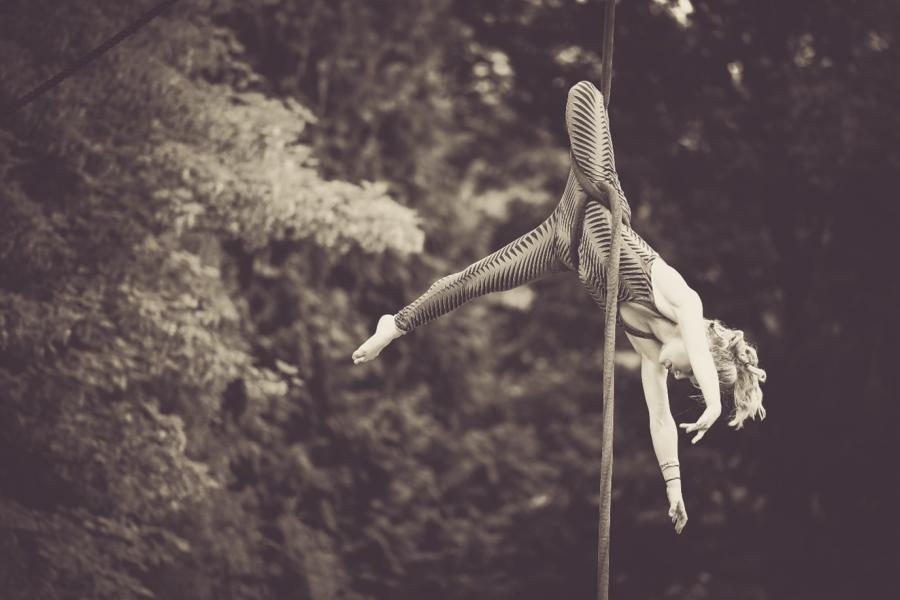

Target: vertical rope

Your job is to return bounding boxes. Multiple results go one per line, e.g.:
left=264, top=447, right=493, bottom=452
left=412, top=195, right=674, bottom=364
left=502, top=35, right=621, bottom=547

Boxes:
left=596, top=2, right=617, bottom=600
left=600, top=0, right=616, bottom=108
left=596, top=181, right=622, bottom=600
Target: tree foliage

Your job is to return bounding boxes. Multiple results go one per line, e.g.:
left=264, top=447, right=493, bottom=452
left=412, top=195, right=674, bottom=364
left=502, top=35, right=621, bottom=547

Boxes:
left=1, top=0, right=897, bottom=599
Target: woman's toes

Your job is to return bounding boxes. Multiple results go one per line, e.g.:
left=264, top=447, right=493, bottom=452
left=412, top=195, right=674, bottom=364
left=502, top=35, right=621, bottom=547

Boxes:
left=353, top=321, right=397, bottom=365
left=353, top=340, right=378, bottom=363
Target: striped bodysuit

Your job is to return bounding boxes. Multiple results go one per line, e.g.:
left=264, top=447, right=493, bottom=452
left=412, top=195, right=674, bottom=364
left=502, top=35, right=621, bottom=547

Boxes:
left=394, top=81, right=666, bottom=337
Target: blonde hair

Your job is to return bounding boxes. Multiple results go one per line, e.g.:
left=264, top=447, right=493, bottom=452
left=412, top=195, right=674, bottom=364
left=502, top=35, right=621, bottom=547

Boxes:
left=704, top=319, right=767, bottom=429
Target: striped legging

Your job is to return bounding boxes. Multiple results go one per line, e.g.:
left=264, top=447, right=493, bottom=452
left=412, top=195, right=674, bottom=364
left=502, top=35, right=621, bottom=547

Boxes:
left=394, top=81, right=657, bottom=333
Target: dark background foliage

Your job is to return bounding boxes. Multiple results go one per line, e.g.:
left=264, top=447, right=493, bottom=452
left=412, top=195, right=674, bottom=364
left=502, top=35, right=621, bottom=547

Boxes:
left=1, top=0, right=898, bottom=598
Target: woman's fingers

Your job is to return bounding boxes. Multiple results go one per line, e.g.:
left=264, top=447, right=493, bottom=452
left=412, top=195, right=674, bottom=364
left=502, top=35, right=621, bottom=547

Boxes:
left=669, top=500, right=688, bottom=534
left=679, top=420, right=707, bottom=433
left=680, top=407, right=722, bottom=442
left=675, top=510, right=687, bottom=534
left=680, top=420, right=710, bottom=443
left=683, top=420, right=710, bottom=443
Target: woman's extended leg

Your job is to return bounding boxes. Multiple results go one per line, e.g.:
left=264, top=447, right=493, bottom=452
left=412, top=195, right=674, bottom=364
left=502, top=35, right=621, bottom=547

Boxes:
left=394, top=216, right=564, bottom=331
left=352, top=216, right=563, bottom=363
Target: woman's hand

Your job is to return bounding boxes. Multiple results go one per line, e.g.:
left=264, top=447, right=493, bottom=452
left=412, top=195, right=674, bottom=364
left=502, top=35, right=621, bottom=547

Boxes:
left=666, top=484, right=688, bottom=534
left=679, top=404, right=722, bottom=444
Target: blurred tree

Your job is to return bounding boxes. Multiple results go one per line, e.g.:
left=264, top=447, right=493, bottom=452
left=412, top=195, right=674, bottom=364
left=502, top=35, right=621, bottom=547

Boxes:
left=0, top=0, right=420, bottom=598
left=1, top=0, right=897, bottom=598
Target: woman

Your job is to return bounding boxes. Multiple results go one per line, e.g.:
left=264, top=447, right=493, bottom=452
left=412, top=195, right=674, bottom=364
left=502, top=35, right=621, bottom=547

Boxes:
left=352, top=81, right=767, bottom=534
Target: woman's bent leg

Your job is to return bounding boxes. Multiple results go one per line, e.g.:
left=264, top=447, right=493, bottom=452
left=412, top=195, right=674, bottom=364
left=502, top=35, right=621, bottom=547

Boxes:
left=566, top=80, right=632, bottom=225
left=394, top=216, right=563, bottom=333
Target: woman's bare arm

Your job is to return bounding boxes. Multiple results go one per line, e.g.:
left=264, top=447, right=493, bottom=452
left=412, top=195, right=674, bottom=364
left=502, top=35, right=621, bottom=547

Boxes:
left=640, top=354, right=688, bottom=533
left=641, top=354, right=679, bottom=464
left=653, top=263, right=722, bottom=443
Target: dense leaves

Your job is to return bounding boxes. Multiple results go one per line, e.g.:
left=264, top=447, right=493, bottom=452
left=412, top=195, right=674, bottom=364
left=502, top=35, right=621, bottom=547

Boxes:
left=1, top=0, right=897, bottom=599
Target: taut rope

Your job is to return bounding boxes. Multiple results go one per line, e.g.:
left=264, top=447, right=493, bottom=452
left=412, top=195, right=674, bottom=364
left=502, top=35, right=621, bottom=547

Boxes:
left=596, top=1, right=618, bottom=599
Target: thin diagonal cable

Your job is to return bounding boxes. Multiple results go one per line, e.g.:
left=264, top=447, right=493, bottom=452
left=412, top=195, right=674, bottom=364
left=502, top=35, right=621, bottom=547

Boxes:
left=3, top=0, right=180, bottom=116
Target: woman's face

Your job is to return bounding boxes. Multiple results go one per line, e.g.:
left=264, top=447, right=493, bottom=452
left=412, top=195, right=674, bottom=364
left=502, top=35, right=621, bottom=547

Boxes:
left=659, top=339, right=693, bottom=380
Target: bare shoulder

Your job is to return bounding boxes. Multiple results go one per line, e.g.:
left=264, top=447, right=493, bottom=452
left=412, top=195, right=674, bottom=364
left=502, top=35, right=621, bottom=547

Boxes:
left=650, top=259, right=691, bottom=291
left=650, top=259, right=701, bottom=318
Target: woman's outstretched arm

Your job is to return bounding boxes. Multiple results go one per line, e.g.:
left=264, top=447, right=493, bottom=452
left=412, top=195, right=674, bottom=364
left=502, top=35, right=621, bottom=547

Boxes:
left=641, top=355, right=688, bottom=534
left=652, top=263, right=722, bottom=443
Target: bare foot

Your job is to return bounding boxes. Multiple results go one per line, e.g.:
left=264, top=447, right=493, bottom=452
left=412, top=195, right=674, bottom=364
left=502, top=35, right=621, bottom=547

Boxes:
left=352, top=314, right=404, bottom=364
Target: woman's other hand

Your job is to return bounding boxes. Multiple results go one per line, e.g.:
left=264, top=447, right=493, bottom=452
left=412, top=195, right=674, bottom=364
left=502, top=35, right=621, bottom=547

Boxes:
left=679, top=404, right=722, bottom=444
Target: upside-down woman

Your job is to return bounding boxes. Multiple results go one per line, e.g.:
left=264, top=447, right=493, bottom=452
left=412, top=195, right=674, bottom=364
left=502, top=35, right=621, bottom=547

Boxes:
left=352, top=81, right=767, bottom=534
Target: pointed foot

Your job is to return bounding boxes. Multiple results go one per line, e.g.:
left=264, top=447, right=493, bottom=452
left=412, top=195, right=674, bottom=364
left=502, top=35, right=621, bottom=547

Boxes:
left=352, top=314, right=402, bottom=364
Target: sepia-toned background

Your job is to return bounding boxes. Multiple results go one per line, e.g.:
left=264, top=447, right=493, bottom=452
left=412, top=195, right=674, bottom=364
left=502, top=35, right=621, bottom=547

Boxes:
left=1, top=1, right=898, bottom=598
